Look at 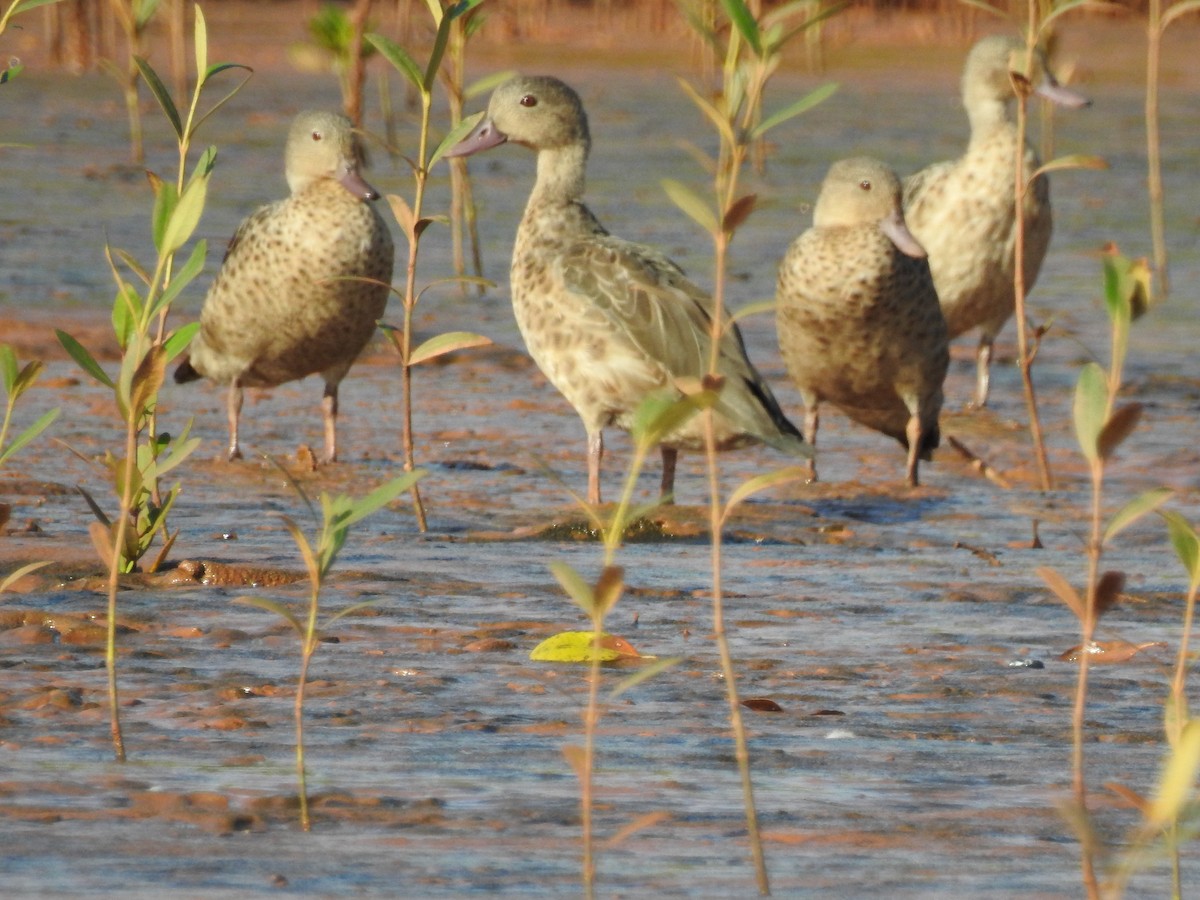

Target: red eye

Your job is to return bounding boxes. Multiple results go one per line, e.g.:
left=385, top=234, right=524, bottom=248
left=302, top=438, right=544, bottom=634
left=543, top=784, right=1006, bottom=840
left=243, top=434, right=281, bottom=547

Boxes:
left=311, top=130, right=323, bottom=142
left=859, top=180, right=871, bottom=191
left=519, top=94, right=537, bottom=108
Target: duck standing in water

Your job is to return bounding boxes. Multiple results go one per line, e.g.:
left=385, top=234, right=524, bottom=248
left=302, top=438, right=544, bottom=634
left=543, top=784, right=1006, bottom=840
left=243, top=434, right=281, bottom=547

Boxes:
left=174, top=110, right=394, bottom=462
left=776, top=157, right=949, bottom=487
left=447, top=75, right=810, bottom=504
left=903, top=35, right=1090, bottom=408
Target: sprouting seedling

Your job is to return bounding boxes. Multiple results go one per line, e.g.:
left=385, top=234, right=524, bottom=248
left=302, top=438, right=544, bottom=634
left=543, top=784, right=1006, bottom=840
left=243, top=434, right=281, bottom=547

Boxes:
left=297, top=2, right=378, bottom=125
left=236, top=468, right=425, bottom=833
left=1034, top=248, right=1171, bottom=899
left=0, top=344, right=59, bottom=469
left=363, top=0, right=490, bottom=532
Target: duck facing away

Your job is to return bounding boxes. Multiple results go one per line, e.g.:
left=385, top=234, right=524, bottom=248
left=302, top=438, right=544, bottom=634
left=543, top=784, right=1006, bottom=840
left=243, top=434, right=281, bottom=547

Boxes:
left=903, top=35, right=1090, bottom=408
left=776, top=156, right=949, bottom=487
left=447, top=75, right=810, bottom=504
left=174, top=110, right=394, bottom=462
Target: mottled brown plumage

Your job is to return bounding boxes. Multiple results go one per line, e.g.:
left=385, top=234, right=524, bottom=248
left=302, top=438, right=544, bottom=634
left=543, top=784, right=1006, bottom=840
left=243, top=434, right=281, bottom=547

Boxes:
left=448, top=75, right=809, bottom=504
left=903, top=35, right=1089, bottom=407
left=174, top=110, right=394, bottom=462
left=776, top=157, right=949, bottom=486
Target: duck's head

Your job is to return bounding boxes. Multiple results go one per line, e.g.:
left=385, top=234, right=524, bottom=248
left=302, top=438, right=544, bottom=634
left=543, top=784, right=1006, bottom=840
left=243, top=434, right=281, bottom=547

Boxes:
left=813, top=156, right=927, bottom=259
left=285, top=110, right=380, bottom=201
left=446, top=75, right=591, bottom=158
left=964, top=35, right=1090, bottom=111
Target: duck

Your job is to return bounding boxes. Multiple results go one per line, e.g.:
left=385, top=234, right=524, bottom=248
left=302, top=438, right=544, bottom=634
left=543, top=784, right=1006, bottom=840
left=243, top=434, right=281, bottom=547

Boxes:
left=776, top=156, right=949, bottom=487
left=174, top=110, right=394, bottom=462
left=903, top=34, right=1090, bottom=408
left=446, top=75, right=810, bottom=504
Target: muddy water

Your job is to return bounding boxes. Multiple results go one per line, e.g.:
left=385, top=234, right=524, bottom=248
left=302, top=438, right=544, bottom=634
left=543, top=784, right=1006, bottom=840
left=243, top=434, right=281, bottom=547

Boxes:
left=2, top=30, right=1199, bottom=898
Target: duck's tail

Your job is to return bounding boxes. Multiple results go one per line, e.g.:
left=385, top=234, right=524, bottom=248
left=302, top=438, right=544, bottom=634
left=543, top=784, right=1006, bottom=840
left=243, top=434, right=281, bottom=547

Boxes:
left=174, top=357, right=202, bottom=384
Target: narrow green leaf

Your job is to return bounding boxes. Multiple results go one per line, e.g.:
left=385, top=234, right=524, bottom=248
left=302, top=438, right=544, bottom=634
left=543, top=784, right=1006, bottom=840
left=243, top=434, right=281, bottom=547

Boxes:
left=280, top=516, right=321, bottom=589
left=366, top=33, right=423, bottom=92
left=234, top=596, right=305, bottom=636
left=150, top=436, right=200, bottom=480
left=163, top=321, right=200, bottom=361
left=465, top=69, right=517, bottom=101
left=409, top=331, right=493, bottom=366
left=10, top=357, right=42, bottom=397
left=676, top=77, right=736, bottom=147
left=75, top=484, right=112, bottom=527
left=338, top=470, right=426, bottom=530
left=191, top=66, right=254, bottom=136
left=750, top=82, right=839, bottom=140
left=0, top=560, right=53, bottom=593
left=153, top=240, right=207, bottom=318
left=1148, top=718, right=1200, bottom=826
left=1103, top=487, right=1172, bottom=545
left=160, top=172, right=208, bottom=255
left=0, top=344, right=17, bottom=395
left=13, top=0, right=69, bottom=15
left=424, top=3, right=459, bottom=91
left=1162, top=511, right=1200, bottom=586
left=429, top=110, right=485, bottom=168
left=1073, top=362, right=1107, bottom=464
left=0, top=407, right=59, bottom=465
left=133, top=55, right=182, bottom=140
left=725, top=465, right=809, bottom=513
left=721, top=0, right=763, bottom=55
left=56, top=329, right=114, bottom=389
left=193, top=2, right=207, bottom=78
left=609, top=656, right=682, bottom=701
left=549, top=560, right=596, bottom=615
left=326, top=597, right=389, bottom=625
left=662, top=178, right=719, bottom=235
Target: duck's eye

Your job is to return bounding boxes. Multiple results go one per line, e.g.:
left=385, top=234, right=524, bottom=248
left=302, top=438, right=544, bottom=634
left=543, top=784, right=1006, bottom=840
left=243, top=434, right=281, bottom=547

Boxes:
left=519, top=94, right=538, bottom=108
left=858, top=179, right=872, bottom=191
left=311, top=130, right=324, bottom=142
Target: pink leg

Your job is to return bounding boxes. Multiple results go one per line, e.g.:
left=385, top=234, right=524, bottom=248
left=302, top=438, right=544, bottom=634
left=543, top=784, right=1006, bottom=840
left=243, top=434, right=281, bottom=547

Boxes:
left=587, top=429, right=603, bottom=505
left=226, top=379, right=244, bottom=460
left=321, top=383, right=338, bottom=463
left=973, top=336, right=993, bottom=409
left=905, top=413, right=922, bottom=487
left=802, top=395, right=820, bottom=483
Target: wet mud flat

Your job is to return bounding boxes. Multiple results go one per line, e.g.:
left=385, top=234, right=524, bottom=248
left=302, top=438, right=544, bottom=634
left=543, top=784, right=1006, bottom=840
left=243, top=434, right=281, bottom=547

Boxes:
left=3, top=21, right=1200, bottom=898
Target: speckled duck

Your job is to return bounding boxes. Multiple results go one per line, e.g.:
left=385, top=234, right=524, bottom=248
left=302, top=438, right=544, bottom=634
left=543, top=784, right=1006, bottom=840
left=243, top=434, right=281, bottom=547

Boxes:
left=447, top=75, right=810, bottom=504
left=174, top=110, right=394, bottom=462
left=776, top=156, right=949, bottom=487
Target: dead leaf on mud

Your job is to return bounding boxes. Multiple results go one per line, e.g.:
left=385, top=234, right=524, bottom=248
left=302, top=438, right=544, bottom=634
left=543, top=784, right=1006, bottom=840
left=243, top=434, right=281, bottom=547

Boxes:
left=741, top=697, right=783, bottom=712
left=1058, top=640, right=1166, bottom=663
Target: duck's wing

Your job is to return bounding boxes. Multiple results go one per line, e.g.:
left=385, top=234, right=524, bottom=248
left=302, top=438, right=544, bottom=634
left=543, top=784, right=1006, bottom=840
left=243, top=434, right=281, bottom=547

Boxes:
left=902, top=159, right=955, bottom=219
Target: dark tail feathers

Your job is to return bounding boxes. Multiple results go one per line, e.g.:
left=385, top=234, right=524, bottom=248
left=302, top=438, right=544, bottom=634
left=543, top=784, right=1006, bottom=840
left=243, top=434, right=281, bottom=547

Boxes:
left=174, top=357, right=202, bottom=384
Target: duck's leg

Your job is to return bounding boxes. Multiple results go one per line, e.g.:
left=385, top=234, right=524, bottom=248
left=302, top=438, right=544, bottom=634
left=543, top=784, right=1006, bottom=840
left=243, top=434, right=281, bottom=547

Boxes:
left=801, top=390, right=820, bottom=483
left=587, top=429, right=603, bottom=505
left=973, top=336, right=993, bottom=409
left=226, top=378, right=244, bottom=461
left=659, top=445, right=677, bottom=505
left=904, top=413, right=923, bottom=487
left=321, top=382, right=339, bottom=464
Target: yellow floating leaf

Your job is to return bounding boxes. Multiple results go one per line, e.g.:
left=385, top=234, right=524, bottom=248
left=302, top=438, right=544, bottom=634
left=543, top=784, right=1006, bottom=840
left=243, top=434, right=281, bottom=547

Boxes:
left=530, top=630, right=643, bottom=663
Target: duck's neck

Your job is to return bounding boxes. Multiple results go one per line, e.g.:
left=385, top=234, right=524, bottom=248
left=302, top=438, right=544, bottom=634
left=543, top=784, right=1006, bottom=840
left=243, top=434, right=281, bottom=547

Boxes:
left=965, top=94, right=1015, bottom=147
left=528, top=144, right=587, bottom=210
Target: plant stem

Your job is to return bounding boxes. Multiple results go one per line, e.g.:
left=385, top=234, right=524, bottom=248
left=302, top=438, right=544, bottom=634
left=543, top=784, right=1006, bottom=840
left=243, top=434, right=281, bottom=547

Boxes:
left=1145, top=3, right=1169, bottom=300
left=295, top=637, right=315, bottom=832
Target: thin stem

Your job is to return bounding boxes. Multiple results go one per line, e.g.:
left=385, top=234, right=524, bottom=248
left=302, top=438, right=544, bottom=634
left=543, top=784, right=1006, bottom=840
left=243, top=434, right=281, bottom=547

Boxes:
left=295, top=633, right=316, bottom=832
left=580, top=612, right=600, bottom=900
left=1145, top=5, right=1169, bottom=299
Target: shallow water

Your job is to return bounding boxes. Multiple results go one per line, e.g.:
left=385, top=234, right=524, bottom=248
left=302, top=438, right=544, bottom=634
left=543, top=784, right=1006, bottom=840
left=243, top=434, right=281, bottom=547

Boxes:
left=1, top=25, right=1199, bottom=899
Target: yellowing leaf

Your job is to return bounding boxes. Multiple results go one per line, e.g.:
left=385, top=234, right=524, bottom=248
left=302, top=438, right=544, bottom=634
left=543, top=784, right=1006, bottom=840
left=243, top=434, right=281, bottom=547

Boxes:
left=1148, top=719, right=1200, bottom=827
left=530, top=631, right=644, bottom=663
left=1058, top=640, right=1166, bottom=664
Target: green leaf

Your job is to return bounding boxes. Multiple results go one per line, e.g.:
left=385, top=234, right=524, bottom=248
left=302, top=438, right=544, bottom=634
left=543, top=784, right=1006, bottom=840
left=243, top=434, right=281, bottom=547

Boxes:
left=0, top=344, right=16, bottom=395
left=160, top=170, right=209, bottom=255
left=56, top=329, right=114, bottom=389
left=750, top=82, right=839, bottom=140
left=725, top=465, right=810, bottom=513
left=234, top=595, right=304, bottom=636
left=0, top=560, right=53, bottom=593
left=1072, top=362, right=1107, bottom=464
left=429, top=110, right=485, bottom=168
left=1103, top=487, right=1172, bottom=545
left=153, top=240, right=207, bottom=318
left=75, top=484, right=112, bottom=528
left=150, top=435, right=200, bottom=481
left=609, top=655, right=682, bottom=700
left=465, top=69, right=516, bottom=101
left=133, top=55, right=182, bottom=140
left=1148, top=718, right=1200, bottom=827
left=111, top=283, right=140, bottom=352
left=280, top=516, right=321, bottom=589
left=10, top=0, right=67, bottom=19
left=549, top=561, right=595, bottom=615
left=337, top=470, right=425, bottom=531
left=721, top=0, right=763, bottom=55
left=0, top=407, right=58, bottom=465
left=10, top=358, right=42, bottom=397
left=423, top=2, right=459, bottom=91
left=163, top=322, right=200, bottom=361
left=662, top=178, right=719, bottom=235
left=326, top=597, right=389, bottom=625
left=149, top=171, right=178, bottom=254
left=409, top=331, right=492, bottom=366
left=1162, top=511, right=1200, bottom=586
left=676, top=77, right=736, bottom=147
left=366, top=33, right=423, bottom=92
left=193, top=2, right=207, bottom=77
